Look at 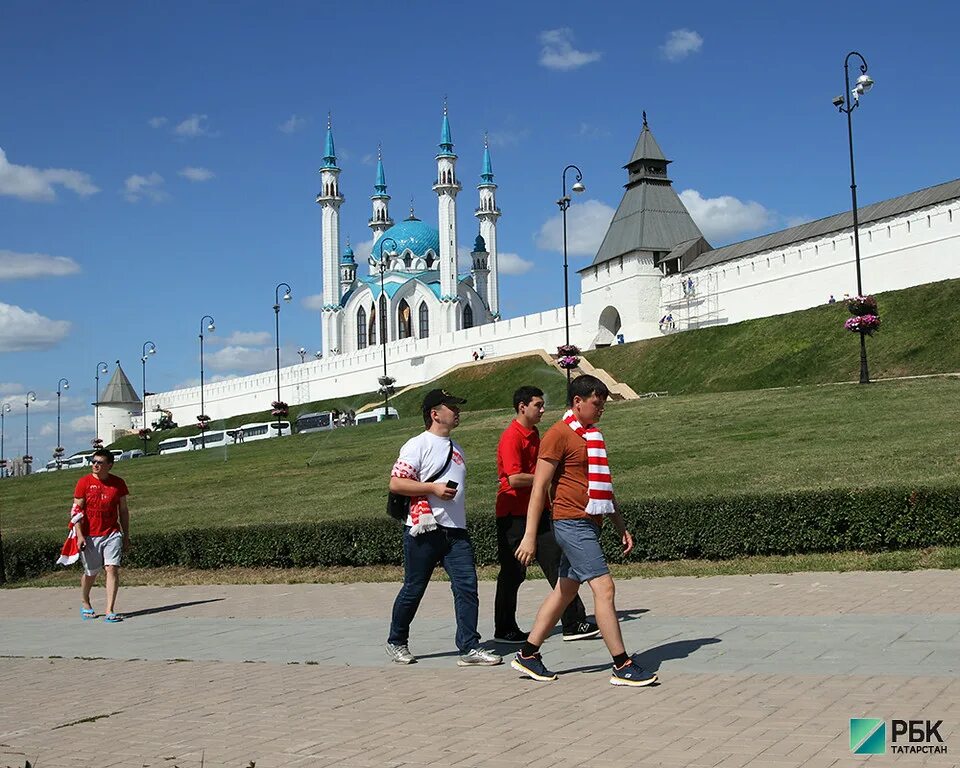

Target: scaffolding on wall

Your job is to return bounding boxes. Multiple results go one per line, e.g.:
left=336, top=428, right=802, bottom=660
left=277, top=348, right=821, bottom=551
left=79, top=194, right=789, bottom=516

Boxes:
left=658, top=271, right=721, bottom=333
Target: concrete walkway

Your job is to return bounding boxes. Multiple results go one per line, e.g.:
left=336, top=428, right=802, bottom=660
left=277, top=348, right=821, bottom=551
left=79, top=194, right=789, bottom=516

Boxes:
left=1, top=570, right=957, bottom=767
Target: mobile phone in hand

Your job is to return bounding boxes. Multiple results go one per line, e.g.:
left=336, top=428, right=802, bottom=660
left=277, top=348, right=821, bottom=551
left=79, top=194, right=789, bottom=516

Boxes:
left=445, top=480, right=459, bottom=490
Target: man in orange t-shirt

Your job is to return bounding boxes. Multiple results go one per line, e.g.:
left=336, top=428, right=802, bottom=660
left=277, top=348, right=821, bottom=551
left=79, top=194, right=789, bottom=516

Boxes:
left=510, top=375, right=658, bottom=688
left=494, top=385, right=597, bottom=644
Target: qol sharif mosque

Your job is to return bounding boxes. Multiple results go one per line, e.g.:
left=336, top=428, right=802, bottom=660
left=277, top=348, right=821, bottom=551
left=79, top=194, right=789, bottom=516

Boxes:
left=141, top=109, right=960, bottom=433
left=317, top=107, right=501, bottom=358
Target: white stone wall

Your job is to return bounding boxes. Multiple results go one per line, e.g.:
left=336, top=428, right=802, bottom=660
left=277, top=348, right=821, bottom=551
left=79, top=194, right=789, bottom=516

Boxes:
left=147, top=305, right=582, bottom=426
left=580, top=252, right=664, bottom=345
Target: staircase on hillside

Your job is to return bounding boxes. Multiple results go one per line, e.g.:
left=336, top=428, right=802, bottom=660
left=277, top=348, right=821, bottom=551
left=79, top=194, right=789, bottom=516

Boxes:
left=551, top=356, right=640, bottom=401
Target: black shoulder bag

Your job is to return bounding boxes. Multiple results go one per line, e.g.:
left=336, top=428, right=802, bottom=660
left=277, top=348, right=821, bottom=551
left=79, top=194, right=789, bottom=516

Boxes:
left=386, top=441, right=454, bottom=522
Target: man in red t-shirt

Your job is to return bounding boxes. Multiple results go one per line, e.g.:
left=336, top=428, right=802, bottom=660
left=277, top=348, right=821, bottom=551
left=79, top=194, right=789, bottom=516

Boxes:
left=74, top=448, right=131, bottom=622
left=493, top=385, right=599, bottom=644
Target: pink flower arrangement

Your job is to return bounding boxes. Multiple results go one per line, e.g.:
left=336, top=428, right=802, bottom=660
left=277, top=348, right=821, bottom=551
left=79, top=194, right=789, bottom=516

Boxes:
left=847, top=295, right=878, bottom=315
left=22, top=455, right=33, bottom=464
left=271, top=400, right=289, bottom=417
left=0, top=458, right=7, bottom=468
left=557, top=344, right=581, bottom=370
left=138, top=428, right=152, bottom=439
left=53, top=446, right=65, bottom=457
left=844, top=314, right=882, bottom=335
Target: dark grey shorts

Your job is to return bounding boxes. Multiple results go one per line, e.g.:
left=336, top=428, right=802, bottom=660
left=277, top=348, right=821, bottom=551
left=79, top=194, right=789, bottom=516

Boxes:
left=553, top=518, right=610, bottom=583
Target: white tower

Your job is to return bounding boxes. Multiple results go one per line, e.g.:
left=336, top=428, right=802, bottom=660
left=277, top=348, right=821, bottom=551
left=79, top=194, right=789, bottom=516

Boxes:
left=470, top=234, right=490, bottom=308
left=340, top=239, right=357, bottom=298
left=316, top=115, right=345, bottom=357
left=433, top=103, right=461, bottom=334
left=475, top=136, right=501, bottom=316
left=368, top=145, right=393, bottom=245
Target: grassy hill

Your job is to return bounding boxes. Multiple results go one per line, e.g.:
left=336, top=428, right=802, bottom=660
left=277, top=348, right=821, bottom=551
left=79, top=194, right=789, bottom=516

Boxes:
left=4, top=376, right=959, bottom=539
left=587, top=278, right=960, bottom=394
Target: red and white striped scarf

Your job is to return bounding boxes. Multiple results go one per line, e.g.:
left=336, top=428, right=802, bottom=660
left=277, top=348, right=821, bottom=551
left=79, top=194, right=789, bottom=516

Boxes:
left=563, top=409, right=615, bottom=516
left=391, top=460, right=437, bottom=536
left=56, top=504, right=85, bottom=566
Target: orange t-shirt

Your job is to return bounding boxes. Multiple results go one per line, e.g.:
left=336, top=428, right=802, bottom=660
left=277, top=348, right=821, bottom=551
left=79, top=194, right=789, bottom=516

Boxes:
left=537, top=420, right=592, bottom=521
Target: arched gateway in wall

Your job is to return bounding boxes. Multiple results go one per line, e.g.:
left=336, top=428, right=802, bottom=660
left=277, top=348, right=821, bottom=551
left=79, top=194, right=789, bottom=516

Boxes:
left=595, top=305, right=622, bottom=346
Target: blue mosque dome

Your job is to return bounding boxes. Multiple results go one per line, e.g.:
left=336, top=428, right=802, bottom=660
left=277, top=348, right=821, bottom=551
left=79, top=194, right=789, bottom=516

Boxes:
left=340, top=245, right=355, bottom=264
left=372, top=214, right=441, bottom=260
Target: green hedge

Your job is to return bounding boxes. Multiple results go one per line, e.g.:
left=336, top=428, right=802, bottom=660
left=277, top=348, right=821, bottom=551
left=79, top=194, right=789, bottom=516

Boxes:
left=4, top=485, right=959, bottom=582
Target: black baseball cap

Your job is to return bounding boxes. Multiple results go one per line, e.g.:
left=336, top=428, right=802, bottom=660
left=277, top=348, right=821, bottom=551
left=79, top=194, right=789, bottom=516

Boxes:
left=422, top=388, right=467, bottom=415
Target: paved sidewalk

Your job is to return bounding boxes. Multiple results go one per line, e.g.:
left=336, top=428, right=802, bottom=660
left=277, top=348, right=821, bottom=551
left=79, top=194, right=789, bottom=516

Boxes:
left=1, top=570, right=957, bottom=767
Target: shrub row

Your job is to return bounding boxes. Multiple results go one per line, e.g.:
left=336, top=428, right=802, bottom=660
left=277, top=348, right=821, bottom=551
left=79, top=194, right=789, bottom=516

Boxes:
left=3, top=485, right=958, bottom=582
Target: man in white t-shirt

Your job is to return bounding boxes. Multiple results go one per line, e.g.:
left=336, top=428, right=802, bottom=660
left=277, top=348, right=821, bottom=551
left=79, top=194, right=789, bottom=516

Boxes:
left=385, top=389, right=502, bottom=667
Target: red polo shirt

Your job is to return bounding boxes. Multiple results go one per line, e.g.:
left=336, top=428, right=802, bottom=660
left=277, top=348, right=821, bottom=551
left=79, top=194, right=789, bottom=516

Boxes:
left=495, top=419, right=540, bottom=517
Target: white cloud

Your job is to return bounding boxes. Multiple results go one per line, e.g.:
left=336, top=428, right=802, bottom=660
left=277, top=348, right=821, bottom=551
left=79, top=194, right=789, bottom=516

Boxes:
left=486, top=128, right=531, bottom=147
left=124, top=172, right=167, bottom=203
left=578, top=123, right=610, bottom=139
left=148, top=116, right=168, bottom=128
left=68, top=414, right=96, bottom=432
left=178, top=166, right=215, bottom=182
left=0, top=382, right=24, bottom=395
left=216, top=330, right=272, bottom=346
left=207, top=345, right=276, bottom=372
left=661, top=29, right=704, bottom=62
left=535, top=199, right=616, bottom=257
left=539, top=28, right=602, bottom=71
left=279, top=114, right=307, bottom=134
left=174, top=114, right=217, bottom=138
left=302, top=294, right=325, bottom=311
left=361, top=153, right=376, bottom=166
left=498, top=252, right=535, bottom=275
left=0, top=250, right=81, bottom=280
left=39, top=423, right=55, bottom=437
left=352, top=237, right=375, bottom=264
left=0, top=147, right=99, bottom=202
left=0, top=302, right=71, bottom=351
left=679, top=189, right=773, bottom=242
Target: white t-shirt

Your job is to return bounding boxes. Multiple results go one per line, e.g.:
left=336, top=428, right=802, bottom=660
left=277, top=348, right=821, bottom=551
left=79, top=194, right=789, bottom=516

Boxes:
left=393, top=431, right=467, bottom=529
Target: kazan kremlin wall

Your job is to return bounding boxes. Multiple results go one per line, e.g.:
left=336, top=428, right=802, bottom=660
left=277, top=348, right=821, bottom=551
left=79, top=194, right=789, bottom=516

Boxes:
left=145, top=186, right=960, bottom=428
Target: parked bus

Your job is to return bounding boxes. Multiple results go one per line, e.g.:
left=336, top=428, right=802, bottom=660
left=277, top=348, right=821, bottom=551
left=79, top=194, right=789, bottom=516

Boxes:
left=354, top=407, right=399, bottom=426
left=189, top=431, right=228, bottom=450
left=158, top=437, right=191, bottom=455
left=295, top=411, right=334, bottom=434
left=227, top=421, right=292, bottom=443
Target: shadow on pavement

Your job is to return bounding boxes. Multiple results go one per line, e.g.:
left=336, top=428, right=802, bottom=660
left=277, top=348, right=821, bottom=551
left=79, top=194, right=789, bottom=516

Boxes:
left=123, top=598, right=226, bottom=618
left=559, top=636, right=722, bottom=675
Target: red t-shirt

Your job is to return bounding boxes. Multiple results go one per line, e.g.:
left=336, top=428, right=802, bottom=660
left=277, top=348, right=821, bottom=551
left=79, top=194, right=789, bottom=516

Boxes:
left=74, top=473, right=129, bottom=537
left=495, top=419, right=540, bottom=517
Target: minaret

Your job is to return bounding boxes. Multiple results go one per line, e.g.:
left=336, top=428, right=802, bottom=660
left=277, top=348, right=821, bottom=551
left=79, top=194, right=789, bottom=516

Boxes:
left=433, top=102, right=461, bottom=333
left=475, top=135, right=501, bottom=317
left=340, top=238, right=357, bottom=298
left=470, top=233, right=489, bottom=309
left=316, top=114, right=345, bottom=357
left=368, top=145, right=393, bottom=244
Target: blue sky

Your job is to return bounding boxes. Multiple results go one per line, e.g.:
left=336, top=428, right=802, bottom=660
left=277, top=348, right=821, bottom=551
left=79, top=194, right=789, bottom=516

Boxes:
left=1, top=0, right=958, bottom=458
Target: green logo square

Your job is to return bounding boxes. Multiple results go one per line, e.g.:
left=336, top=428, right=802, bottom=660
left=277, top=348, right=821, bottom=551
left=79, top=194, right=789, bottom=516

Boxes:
left=850, top=718, right=886, bottom=754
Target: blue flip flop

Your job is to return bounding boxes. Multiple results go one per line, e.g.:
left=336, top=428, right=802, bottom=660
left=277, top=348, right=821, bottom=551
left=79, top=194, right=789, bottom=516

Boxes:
left=104, top=613, right=124, bottom=623
left=80, top=607, right=96, bottom=620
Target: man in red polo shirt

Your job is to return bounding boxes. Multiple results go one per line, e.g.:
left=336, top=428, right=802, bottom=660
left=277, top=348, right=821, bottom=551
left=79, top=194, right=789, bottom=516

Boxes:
left=74, top=448, right=130, bottom=623
left=493, top=385, right=599, bottom=643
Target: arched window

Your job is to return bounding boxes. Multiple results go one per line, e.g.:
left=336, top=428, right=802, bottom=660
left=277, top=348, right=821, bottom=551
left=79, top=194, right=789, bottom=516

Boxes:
left=357, top=307, right=367, bottom=349
left=368, top=303, right=377, bottom=345
left=419, top=302, right=429, bottom=339
left=379, top=294, right=388, bottom=343
left=463, top=303, right=474, bottom=329
left=398, top=299, right=412, bottom=339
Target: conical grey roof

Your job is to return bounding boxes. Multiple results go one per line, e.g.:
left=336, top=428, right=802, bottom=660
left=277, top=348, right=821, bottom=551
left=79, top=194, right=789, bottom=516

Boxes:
left=589, top=117, right=705, bottom=267
left=98, top=363, right=140, bottom=405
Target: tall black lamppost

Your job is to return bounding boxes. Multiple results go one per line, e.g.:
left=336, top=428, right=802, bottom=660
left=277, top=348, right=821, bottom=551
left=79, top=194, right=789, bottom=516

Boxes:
left=94, top=361, right=109, bottom=443
left=835, top=51, right=875, bottom=385
left=1, top=402, right=11, bottom=479
left=140, top=341, right=156, bottom=453
left=557, top=165, right=586, bottom=382
left=24, top=390, right=36, bottom=474
left=273, top=282, right=292, bottom=436
left=55, top=378, right=69, bottom=466
left=199, top=315, right=216, bottom=448
left=369, top=237, right=398, bottom=416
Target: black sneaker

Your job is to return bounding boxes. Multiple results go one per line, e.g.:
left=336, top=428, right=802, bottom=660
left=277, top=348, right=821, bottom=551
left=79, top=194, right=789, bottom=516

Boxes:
left=610, top=660, right=658, bottom=687
left=493, top=629, right=529, bottom=644
left=511, top=652, right=558, bottom=682
left=562, top=621, right=601, bottom=641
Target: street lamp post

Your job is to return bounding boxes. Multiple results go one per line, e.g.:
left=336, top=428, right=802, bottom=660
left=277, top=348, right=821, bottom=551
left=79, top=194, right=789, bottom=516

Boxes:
left=24, top=391, right=36, bottom=474
left=369, top=237, right=398, bottom=418
left=1, top=402, right=11, bottom=479
left=94, top=361, right=109, bottom=443
left=140, top=342, right=157, bottom=453
left=273, top=282, right=292, bottom=436
left=298, top=347, right=306, bottom=364
left=835, top=51, right=875, bottom=385
left=199, top=315, right=216, bottom=448
left=55, top=378, right=69, bottom=466
left=557, top=165, right=586, bottom=382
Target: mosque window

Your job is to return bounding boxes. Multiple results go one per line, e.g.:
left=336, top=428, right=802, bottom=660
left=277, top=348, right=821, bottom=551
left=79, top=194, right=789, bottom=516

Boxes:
left=357, top=307, right=367, bottom=349
left=463, top=304, right=474, bottom=329
left=379, top=294, right=388, bottom=343
left=398, top=300, right=412, bottom=339
left=419, top=302, right=429, bottom=338
left=369, top=304, right=377, bottom=345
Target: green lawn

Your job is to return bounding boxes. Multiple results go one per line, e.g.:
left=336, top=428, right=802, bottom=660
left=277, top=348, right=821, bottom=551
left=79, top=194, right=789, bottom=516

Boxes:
left=3, top=376, right=958, bottom=539
left=587, top=278, right=960, bottom=394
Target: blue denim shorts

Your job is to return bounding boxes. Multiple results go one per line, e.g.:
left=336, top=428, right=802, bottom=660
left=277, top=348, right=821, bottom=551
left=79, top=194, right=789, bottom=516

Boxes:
left=553, top=518, right=609, bottom=583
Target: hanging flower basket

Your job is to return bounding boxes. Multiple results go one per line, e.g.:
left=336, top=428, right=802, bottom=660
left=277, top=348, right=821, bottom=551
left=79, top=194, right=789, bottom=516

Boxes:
left=271, top=401, right=289, bottom=417
left=197, top=414, right=210, bottom=423
left=53, top=446, right=65, bottom=458
left=0, top=459, right=7, bottom=468
left=22, top=455, right=33, bottom=464
left=138, top=428, right=152, bottom=439
left=196, top=422, right=209, bottom=431
left=91, top=438, right=103, bottom=448
left=847, top=295, right=878, bottom=316
left=558, top=355, right=581, bottom=370
left=844, top=314, right=882, bottom=335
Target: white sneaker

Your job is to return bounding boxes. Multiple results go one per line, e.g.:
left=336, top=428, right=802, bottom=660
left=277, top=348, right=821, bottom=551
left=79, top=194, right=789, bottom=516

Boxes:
left=385, top=642, right=417, bottom=664
left=458, top=648, right=503, bottom=666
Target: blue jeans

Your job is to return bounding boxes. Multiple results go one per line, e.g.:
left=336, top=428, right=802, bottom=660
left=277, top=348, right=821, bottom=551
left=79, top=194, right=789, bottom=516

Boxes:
left=388, top=526, right=481, bottom=653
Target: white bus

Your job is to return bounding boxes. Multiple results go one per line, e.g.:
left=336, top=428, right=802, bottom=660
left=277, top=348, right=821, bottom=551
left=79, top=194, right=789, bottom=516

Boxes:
left=158, top=436, right=191, bottom=455
left=189, top=431, right=228, bottom=450
left=295, top=411, right=335, bottom=434
left=355, top=407, right=400, bottom=426
left=227, top=421, right=292, bottom=443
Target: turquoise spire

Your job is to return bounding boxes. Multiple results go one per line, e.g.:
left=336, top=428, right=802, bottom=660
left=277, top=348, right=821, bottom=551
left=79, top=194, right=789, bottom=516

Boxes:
left=480, top=134, right=494, bottom=184
left=374, top=144, right=387, bottom=195
left=439, top=100, right=454, bottom=155
left=321, top=113, right=338, bottom=169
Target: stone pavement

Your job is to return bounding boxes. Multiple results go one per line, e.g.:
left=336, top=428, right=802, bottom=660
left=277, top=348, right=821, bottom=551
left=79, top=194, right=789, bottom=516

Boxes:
left=0, top=570, right=958, bottom=768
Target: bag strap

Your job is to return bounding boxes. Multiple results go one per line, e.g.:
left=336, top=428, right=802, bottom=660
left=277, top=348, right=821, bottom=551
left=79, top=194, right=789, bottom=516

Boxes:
left=425, top=441, right=454, bottom=483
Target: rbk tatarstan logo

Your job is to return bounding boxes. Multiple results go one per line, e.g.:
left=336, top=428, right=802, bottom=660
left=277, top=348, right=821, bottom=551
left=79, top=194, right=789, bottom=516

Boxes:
left=850, top=718, right=886, bottom=754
